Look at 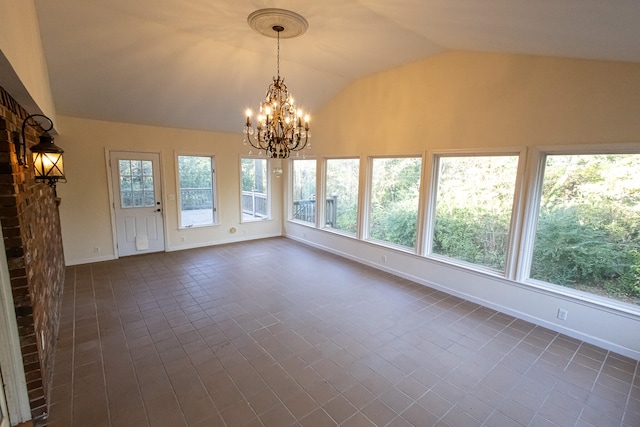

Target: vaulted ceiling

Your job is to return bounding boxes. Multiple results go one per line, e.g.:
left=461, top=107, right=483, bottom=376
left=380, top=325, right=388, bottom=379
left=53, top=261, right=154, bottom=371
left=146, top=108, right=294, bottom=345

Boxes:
left=34, top=0, right=640, bottom=133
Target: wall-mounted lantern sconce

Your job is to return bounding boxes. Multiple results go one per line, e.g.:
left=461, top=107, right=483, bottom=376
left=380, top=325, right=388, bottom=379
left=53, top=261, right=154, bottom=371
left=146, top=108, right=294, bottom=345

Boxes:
left=12, top=114, right=66, bottom=188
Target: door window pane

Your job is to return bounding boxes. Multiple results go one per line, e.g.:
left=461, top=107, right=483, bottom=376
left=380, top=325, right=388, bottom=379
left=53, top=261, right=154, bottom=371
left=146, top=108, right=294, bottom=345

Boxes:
left=431, top=156, right=519, bottom=271
left=119, top=159, right=155, bottom=208
left=369, top=157, right=422, bottom=248
left=241, top=158, right=270, bottom=221
left=325, top=158, right=359, bottom=235
left=292, top=159, right=316, bottom=224
left=178, top=155, right=217, bottom=227
left=531, top=154, right=640, bottom=305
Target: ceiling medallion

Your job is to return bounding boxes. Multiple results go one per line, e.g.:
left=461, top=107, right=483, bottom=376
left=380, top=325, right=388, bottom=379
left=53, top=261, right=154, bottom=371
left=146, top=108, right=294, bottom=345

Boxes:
left=247, top=8, right=308, bottom=39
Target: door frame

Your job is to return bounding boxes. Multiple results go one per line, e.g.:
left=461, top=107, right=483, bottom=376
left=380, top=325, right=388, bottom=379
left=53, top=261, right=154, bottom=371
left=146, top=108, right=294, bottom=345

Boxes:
left=1, top=365, right=10, bottom=427
left=106, top=149, right=168, bottom=258
left=0, top=225, right=31, bottom=424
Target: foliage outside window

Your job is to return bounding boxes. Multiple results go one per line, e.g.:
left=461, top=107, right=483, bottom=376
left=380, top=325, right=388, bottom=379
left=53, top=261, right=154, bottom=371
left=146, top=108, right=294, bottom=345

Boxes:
left=291, top=159, right=316, bottom=224
left=241, top=158, right=270, bottom=222
left=325, top=159, right=359, bottom=235
left=292, top=159, right=316, bottom=224
left=369, top=157, right=422, bottom=249
left=178, top=155, right=216, bottom=228
left=530, top=154, right=640, bottom=305
left=432, top=155, right=519, bottom=271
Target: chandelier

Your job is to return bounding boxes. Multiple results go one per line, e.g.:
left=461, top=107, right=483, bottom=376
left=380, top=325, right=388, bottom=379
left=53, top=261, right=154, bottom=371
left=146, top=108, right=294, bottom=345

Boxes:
left=243, top=9, right=311, bottom=159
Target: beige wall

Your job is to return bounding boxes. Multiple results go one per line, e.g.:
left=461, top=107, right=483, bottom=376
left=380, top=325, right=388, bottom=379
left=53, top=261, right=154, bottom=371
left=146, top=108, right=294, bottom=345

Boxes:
left=311, top=51, right=640, bottom=154
left=0, top=0, right=56, bottom=121
left=57, top=116, right=283, bottom=265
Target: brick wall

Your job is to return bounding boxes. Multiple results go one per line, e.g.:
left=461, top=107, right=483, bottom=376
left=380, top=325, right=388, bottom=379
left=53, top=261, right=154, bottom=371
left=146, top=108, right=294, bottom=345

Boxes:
left=0, top=86, right=66, bottom=420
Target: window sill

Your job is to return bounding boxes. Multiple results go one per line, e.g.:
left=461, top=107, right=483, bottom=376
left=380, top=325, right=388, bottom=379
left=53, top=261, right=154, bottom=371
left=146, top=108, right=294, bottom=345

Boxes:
left=179, top=223, right=219, bottom=230
left=241, top=217, right=272, bottom=224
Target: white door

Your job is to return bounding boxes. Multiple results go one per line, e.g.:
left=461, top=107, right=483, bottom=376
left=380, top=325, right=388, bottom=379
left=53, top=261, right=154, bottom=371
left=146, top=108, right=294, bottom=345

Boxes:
left=0, top=366, right=8, bottom=427
left=111, top=152, right=165, bottom=256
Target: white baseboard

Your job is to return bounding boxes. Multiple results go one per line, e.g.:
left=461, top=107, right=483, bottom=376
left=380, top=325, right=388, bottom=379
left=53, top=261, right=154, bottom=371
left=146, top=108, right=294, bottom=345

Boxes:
left=65, top=254, right=116, bottom=266
left=166, top=232, right=281, bottom=252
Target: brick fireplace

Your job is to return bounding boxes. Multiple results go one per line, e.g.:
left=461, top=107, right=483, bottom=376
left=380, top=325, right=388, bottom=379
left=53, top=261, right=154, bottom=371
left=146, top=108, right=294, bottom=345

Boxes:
left=0, top=86, right=65, bottom=421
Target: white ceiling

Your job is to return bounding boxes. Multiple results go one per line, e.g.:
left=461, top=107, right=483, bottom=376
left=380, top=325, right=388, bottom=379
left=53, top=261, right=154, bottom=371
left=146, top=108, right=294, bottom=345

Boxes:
left=34, top=0, right=640, bottom=134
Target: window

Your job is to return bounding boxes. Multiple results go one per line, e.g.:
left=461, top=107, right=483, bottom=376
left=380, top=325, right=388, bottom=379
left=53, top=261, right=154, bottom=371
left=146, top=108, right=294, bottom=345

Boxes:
left=241, top=158, right=270, bottom=221
left=529, top=153, right=640, bottom=305
left=291, top=159, right=316, bottom=224
left=431, top=155, right=519, bottom=271
left=325, top=158, right=359, bottom=235
left=119, top=159, right=155, bottom=208
left=368, top=157, right=422, bottom=249
left=177, top=155, right=217, bottom=228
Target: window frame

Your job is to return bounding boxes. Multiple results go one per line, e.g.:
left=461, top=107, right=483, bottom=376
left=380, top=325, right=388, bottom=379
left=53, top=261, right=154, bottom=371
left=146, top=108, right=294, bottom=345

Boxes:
left=289, top=157, right=319, bottom=227
left=365, top=154, right=424, bottom=252
left=516, top=143, right=640, bottom=313
left=175, top=153, right=219, bottom=229
left=423, top=147, right=527, bottom=277
left=117, top=158, right=157, bottom=209
left=239, top=157, right=272, bottom=223
left=322, top=157, right=361, bottom=237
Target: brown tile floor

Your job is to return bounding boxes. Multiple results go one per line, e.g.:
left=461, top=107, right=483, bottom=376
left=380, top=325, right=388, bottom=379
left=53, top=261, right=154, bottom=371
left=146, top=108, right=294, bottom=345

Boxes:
left=46, top=237, right=639, bottom=426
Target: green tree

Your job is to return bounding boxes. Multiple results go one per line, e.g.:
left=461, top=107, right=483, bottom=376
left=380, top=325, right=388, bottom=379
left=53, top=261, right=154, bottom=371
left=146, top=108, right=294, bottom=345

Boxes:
left=531, top=154, right=640, bottom=302
left=370, top=158, right=422, bottom=247
left=326, top=159, right=359, bottom=233
left=178, top=156, right=212, bottom=189
left=432, top=156, right=518, bottom=271
left=178, top=156, right=213, bottom=210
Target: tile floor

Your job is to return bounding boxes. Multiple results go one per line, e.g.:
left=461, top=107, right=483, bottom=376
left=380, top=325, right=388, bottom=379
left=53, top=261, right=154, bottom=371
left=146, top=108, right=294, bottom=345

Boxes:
left=46, top=238, right=639, bottom=426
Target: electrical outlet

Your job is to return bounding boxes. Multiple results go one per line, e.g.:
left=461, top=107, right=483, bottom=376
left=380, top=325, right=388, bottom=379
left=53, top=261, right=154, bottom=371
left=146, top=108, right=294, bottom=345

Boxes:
left=382, top=255, right=388, bottom=263
left=557, top=308, right=568, bottom=321
left=93, top=246, right=100, bottom=253
left=180, top=236, right=186, bottom=243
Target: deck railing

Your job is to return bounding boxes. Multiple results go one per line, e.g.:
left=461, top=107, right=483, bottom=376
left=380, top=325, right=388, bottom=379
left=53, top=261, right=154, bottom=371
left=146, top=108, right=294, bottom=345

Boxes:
left=293, top=196, right=337, bottom=226
left=242, top=191, right=268, bottom=218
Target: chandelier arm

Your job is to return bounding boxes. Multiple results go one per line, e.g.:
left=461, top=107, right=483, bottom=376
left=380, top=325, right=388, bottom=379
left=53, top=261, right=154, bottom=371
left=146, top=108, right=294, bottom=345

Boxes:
left=244, top=130, right=266, bottom=151
left=300, top=134, right=310, bottom=150
left=291, top=129, right=309, bottom=149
